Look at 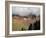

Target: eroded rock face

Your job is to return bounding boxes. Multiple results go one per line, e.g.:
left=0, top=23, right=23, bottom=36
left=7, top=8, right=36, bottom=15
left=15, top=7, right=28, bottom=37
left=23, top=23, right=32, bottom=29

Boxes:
left=28, top=20, right=40, bottom=30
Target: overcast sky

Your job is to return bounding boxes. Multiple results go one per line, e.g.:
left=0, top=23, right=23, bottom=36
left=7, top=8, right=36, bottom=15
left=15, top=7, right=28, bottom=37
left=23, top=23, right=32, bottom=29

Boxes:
left=12, top=6, right=40, bottom=16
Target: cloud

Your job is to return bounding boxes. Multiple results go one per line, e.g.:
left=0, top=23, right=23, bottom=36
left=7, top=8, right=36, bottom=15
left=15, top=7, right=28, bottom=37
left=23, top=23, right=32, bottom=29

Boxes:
left=12, top=7, right=40, bottom=16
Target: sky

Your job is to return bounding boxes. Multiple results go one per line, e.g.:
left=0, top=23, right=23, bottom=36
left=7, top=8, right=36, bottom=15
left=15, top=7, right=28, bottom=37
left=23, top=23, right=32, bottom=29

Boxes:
left=12, top=6, right=40, bottom=16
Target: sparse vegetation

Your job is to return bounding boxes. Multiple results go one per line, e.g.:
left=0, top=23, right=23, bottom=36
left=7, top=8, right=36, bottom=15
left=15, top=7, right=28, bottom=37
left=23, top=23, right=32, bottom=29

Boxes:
left=12, top=15, right=40, bottom=31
